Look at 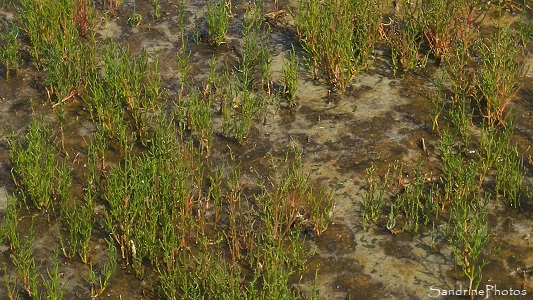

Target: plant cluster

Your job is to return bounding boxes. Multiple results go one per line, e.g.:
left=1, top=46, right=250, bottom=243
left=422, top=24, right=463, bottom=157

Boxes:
left=5, top=109, right=333, bottom=299
left=383, top=0, right=428, bottom=74
left=420, top=0, right=466, bottom=60
left=282, top=45, right=299, bottom=106
left=206, top=0, right=230, bottom=46
left=128, top=12, right=142, bottom=28
left=151, top=0, right=161, bottom=19
left=9, top=118, right=72, bottom=210
left=1, top=3, right=333, bottom=299
left=105, top=0, right=123, bottom=16
left=6, top=0, right=530, bottom=298
left=361, top=6, right=531, bottom=297
left=88, top=239, right=117, bottom=298
left=90, top=43, right=161, bottom=144
left=295, top=0, right=381, bottom=93
left=207, top=5, right=271, bottom=143
left=1, top=212, right=67, bottom=300
left=476, top=25, right=528, bottom=125
left=18, top=0, right=95, bottom=102
left=293, top=0, right=526, bottom=89
left=0, top=21, right=20, bottom=80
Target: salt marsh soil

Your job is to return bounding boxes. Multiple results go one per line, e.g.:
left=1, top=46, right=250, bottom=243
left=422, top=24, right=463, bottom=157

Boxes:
left=0, top=0, right=533, bottom=299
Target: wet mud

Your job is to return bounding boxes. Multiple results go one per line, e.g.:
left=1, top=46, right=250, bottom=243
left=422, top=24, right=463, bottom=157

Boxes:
left=1, top=1, right=533, bottom=299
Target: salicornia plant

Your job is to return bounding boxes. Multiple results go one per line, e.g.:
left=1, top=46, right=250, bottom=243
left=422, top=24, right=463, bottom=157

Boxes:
left=387, top=1, right=428, bottom=74
left=420, top=0, right=459, bottom=60
left=447, top=194, right=497, bottom=296
left=206, top=0, right=230, bottom=46
left=89, top=239, right=117, bottom=298
left=0, top=21, right=20, bottom=80
left=41, top=250, right=66, bottom=299
left=282, top=45, right=299, bottom=106
left=10, top=117, right=72, bottom=210
left=295, top=0, right=380, bottom=93
left=18, top=0, right=93, bottom=102
left=476, top=24, right=527, bottom=126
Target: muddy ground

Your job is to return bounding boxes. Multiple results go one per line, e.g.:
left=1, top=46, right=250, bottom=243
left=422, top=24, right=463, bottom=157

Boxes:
left=1, top=0, right=533, bottom=299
